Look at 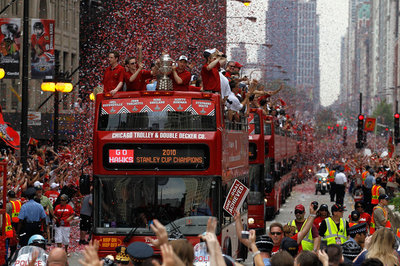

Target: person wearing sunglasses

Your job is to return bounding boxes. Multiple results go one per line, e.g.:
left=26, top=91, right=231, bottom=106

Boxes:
left=53, top=194, right=74, bottom=256
left=318, top=204, right=349, bottom=248
left=352, top=201, right=371, bottom=229
left=288, top=204, right=319, bottom=252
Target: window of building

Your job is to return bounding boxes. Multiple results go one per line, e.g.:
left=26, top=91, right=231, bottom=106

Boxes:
left=0, top=81, right=6, bottom=110
left=39, top=0, right=47, bottom=18
left=11, top=80, right=18, bottom=110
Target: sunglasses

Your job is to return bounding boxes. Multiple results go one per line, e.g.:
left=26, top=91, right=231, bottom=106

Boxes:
left=295, top=211, right=304, bottom=214
left=270, top=232, right=282, bottom=236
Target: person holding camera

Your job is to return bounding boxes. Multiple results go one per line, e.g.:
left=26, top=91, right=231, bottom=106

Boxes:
left=201, top=48, right=226, bottom=93
left=53, top=194, right=74, bottom=255
left=288, top=203, right=319, bottom=251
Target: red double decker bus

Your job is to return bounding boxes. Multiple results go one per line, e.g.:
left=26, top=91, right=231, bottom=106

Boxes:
left=247, top=109, right=300, bottom=233
left=92, top=90, right=249, bottom=258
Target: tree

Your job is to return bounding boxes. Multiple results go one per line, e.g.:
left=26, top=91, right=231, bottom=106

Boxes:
left=315, top=107, right=336, bottom=135
left=372, top=100, right=393, bottom=135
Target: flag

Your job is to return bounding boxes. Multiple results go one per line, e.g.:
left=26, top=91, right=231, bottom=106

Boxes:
left=28, top=137, right=38, bottom=146
left=388, top=135, right=394, bottom=158
left=0, top=105, right=20, bottom=149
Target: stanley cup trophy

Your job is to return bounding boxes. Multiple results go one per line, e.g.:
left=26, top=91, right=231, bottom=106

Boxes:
left=157, top=54, right=173, bottom=91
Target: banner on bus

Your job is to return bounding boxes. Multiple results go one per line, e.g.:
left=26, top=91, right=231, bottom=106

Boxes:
left=223, top=179, right=249, bottom=217
left=101, top=97, right=215, bottom=116
left=364, top=117, right=376, bottom=132
left=0, top=18, right=21, bottom=78
left=31, top=19, right=55, bottom=79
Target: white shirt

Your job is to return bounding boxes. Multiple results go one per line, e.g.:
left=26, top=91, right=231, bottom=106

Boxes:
left=335, top=172, right=347, bottom=185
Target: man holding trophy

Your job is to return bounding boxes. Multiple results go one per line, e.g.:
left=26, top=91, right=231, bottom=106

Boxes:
left=168, top=55, right=191, bottom=91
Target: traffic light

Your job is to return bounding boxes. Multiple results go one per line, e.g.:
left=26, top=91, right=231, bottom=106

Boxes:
left=343, top=126, right=347, bottom=146
left=395, top=113, right=400, bottom=144
left=356, top=114, right=364, bottom=149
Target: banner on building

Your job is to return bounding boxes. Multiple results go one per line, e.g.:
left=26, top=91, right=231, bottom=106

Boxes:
left=364, top=117, right=376, bottom=132
left=0, top=18, right=21, bottom=78
left=31, top=19, right=55, bottom=79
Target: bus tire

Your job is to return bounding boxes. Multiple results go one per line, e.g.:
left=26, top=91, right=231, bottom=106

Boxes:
left=223, top=237, right=232, bottom=257
left=238, top=242, right=248, bottom=260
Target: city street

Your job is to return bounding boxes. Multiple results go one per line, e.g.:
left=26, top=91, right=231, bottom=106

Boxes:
left=242, top=178, right=354, bottom=265
left=68, top=178, right=355, bottom=265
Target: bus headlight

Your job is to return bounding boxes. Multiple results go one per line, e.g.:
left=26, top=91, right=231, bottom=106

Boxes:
left=248, top=218, right=255, bottom=224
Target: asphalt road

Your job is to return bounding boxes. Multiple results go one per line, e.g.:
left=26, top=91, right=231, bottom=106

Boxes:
left=242, top=179, right=354, bottom=265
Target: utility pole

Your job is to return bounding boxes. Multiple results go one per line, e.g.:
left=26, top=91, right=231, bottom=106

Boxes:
left=20, top=0, right=29, bottom=169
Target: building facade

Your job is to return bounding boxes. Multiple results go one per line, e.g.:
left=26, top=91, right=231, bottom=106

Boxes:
left=0, top=0, right=79, bottom=141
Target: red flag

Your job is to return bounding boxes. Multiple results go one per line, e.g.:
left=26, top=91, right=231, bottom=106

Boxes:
left=388, top=135, right=394, bottom=158
left=279, top=98, right=287, bottom=106
left=28, top=137, right=38, bottom=146
left=0, top=105, right=20, bottom=149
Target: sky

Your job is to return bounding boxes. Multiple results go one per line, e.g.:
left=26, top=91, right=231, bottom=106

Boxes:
left=317, top=0, right=349, bottom=106
left=227, top=0, right=350, bottom=107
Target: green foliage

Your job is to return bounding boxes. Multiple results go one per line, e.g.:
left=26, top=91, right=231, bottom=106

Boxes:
left=372, top=101, right=393, bottom=134
left=315, top=107, right=336, bottom=134
left=390, top=195, right=400, bottom=212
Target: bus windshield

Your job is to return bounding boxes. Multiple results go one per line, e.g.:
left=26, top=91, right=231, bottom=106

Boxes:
left=98, top=97, right=216, bottom=131
left=95, top=176, right=219, bottom=235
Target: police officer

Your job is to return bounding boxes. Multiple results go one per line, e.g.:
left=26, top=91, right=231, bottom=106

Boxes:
left=17, top=187, right=46, bottom=247
left=318, top=204, right=349, bottom=248
left=363, top=168, right=375, bottom=213
left=335, top=166, right=347, bottom=206
left=127, top=241, right=154, bottom=266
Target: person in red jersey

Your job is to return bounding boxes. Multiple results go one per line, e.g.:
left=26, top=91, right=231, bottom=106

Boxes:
left=31, top=21, right=50, bottom=63
left=313, top=204, right=330, bottom=230
left=124, top=57, right=155, bottom=91
left=201, top=48, right=226, bottom=93
left=169, top=55, right=191, bottom=91
left=102, top=51, right=124, bottom=95
left=44, top=182, right=60, bottom=206
left=54, top=194, right=74, bottom=255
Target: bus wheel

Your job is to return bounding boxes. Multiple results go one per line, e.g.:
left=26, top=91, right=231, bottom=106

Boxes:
left=223, top=237, right=232, bottom=257
left=238, top=242, right=248, bottom=260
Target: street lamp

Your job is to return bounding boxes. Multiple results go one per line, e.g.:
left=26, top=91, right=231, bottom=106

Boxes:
left=0, top=68, right=5, bottom=80
left=41, top=55, right=73, bottom=152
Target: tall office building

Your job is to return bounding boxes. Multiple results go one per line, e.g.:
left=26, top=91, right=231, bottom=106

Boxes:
left=266, top=0, right=320, bottom=110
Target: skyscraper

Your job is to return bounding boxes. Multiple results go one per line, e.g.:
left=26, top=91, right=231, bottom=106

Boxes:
left=266, top=0, right=320, bottom=110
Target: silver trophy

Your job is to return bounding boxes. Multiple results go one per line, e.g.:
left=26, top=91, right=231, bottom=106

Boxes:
left=157, top=54, right=173, bottom=91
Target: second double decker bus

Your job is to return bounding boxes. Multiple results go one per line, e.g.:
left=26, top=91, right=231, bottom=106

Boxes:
left=247, top=108, right=301, bottom=234
left=91, top=90, right=249, bottom=259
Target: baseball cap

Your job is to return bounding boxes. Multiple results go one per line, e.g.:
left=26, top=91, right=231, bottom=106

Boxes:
left=234, top=62, right=243, bottom=68
left=350, top=210, right=360, bottom=221
left=319, top=204, right=329, bottom=211
left=379, top=194, right=390, bottom=200
left=203, top=48, right=216, bottom=59
left=295, top=204, right=305, bottom=212
left=33, top=181, right=43, bottom=189
left=50, top=182, right=59, bottom=189
left=280, top=237, right=298, bottom=257
left=331, top=204, right=344, bottom=212
left=178, top=55, right=188, bottom=61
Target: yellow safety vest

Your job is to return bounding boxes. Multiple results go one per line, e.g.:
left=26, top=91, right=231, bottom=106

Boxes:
left=371, top=185, right=382, bottom=205
left=370, top=205, right=391, bottom=234
left=5, top=213, right=13, bottom=238
left=289, top=219, right=314, bottom=251
left=10, top=200, right=21, bottom=223
left=323, top=217, right=347, bottom=245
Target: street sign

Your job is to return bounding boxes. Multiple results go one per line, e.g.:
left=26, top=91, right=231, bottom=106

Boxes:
left=27, top=112, right=41, bottom=126
left=364, top=117, right=376, bottom=132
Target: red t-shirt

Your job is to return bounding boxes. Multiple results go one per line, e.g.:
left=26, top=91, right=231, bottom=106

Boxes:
left=272, top=245, right=280, bottom=255
left=54, top=204, right=74, bottom=227
left=102, top=64, right=125, bottom=93
left=313, top=216, right=324, bottom=229
left=169, top=70, right=191, bottom=91
left=124, top=70, right=153, bottom=91
left=44, top=190, right=60, bottom=205
left=201, top=62, right=221, bottom=92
